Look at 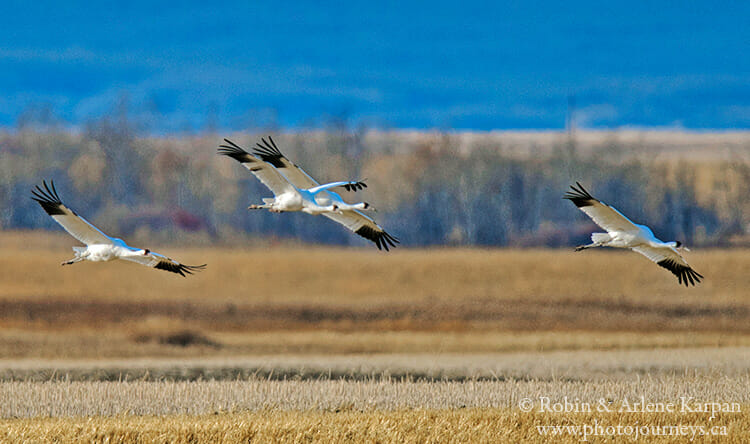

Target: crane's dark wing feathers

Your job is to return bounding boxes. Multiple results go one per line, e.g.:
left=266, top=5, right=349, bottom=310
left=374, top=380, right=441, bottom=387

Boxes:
left=355, top=225, right=400, bottom=251
left=154, top=260, right=207, bottom=277
left=218, top=139, right=255, bottom=163
left=656, top=258, right=704, bottom=287
left=342, top=181, right=367, bottom=192
left=253, top=136, right=286, bottom=168
left=563, top=182, right=597, bottom=208
left=31, top=180, right=72, bottom=216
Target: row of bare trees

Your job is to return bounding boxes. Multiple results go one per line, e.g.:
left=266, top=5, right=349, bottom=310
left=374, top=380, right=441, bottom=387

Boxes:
left=2, top=115, right=749, bottom=248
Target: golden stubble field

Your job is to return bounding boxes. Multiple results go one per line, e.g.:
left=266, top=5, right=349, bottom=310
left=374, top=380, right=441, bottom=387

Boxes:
left=3, top=408, right=749, bottom=443
left=2, top=376, right=749, bottom=442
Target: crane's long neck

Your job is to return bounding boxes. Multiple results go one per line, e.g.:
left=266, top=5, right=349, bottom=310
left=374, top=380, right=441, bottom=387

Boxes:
left=335, top=202, right=371, bottom=211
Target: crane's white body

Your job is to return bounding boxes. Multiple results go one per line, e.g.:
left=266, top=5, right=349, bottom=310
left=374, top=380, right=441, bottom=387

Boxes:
left=565, top=182, right=702, bottom=286
left=68, top=240, right=150, bottom=264
left=249, top=182, right=369, bottom=215
left=582, top=224, right=675, bottom=250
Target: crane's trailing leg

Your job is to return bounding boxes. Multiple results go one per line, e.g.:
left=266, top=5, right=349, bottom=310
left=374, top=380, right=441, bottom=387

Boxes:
left=62, top=247, right=88, bottom=265
left=61, top=256, right=84, bottom=266
left=575, top=233, right=610, bottom=251
left=248, top=203, right=271, bottom=210
left=249, top=197, right=276, bottom=211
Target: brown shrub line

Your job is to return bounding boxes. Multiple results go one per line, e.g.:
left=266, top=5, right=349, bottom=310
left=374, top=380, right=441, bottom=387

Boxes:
left=2, top=327, right=749, bottom=360
left=1, top=296, right=748, bottom=332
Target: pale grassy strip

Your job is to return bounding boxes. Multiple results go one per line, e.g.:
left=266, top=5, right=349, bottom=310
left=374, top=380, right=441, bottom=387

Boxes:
left=2, top=408, right=749, bottom=444
left=2, top=347, right=749, bottom=382
left=1, top=376, right=749, bottom=418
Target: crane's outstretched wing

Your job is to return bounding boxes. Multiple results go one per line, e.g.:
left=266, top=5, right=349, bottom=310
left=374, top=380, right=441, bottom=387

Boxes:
left=218, top=139, right=296, bottom=196
left=120, top=250, right=206, bottom=277
left=632, top=245, right=703, bottom=286
left=564, top=182, right=638, bottom=233
left=252, top=136, right=320, bottom=189
left=322, top=210, right=399, bottom=251
left=31, top=180, right=113, bottom=246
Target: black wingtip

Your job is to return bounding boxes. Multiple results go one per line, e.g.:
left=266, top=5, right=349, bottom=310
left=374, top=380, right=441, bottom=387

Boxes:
left=563, top=182, right=596, bottom=207
left=252, top=136, right=286, bottom=168
left=656, top=259, right=703, bottom=287
left=222, top=138, right=241, bottom=148
left=342, top=180, right=368, bottom=192
left=155, top=261, right=207, bottom=277
left=218, top=139, right=255, bottom=163
left=267, top=135, right=279, bottom=150
left=355, top=226, right=400, bottom=251
left=31, top=179, right=69, bottom=216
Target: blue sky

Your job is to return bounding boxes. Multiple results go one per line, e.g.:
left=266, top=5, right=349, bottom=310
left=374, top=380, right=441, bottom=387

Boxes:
left=1, top=1, right=748, bottom=131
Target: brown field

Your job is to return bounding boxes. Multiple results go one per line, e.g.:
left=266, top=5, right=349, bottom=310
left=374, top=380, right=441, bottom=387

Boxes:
left=2, top=232, right=749, bottom=441
left=1, top=232, right=749, bottom=360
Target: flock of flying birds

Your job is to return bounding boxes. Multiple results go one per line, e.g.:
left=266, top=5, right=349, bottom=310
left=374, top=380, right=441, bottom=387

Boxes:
left=32, top=136, right=703, bottom=286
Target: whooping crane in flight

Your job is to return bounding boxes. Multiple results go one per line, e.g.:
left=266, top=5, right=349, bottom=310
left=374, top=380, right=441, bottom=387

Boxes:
left=564, top=182, right=703, bottom=286
left=218, top=137, right=399, bottom=251
left=32, top=180, right=206, bottom=276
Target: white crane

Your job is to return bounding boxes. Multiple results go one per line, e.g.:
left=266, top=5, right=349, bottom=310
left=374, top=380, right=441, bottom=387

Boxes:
left=564, top=182, right=703, bottom=286
left=32, top=180, right=206, bottom=276
left=219, top=137, right=399, bottom=251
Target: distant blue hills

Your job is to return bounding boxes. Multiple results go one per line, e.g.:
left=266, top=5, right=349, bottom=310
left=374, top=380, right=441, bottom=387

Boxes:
left=1, top=1, right=747, bottom=132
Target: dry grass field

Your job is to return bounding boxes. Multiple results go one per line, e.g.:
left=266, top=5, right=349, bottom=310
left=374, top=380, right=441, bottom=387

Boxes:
left=2, top=232, right=749, bottom=442
left=1, top=231, right=749, bottom=360
left=1, top=375, right=749, bottom=442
